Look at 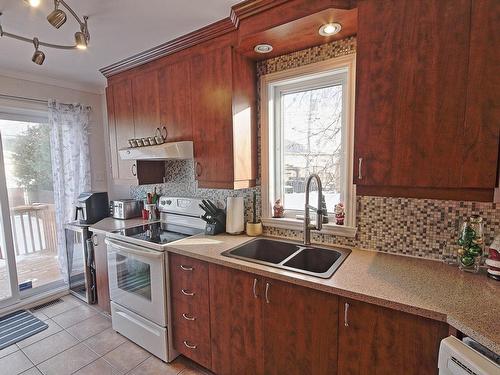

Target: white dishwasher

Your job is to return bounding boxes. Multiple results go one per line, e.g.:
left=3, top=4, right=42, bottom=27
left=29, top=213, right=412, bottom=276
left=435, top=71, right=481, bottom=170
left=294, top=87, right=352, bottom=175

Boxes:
left=438, top=336, right=500, bottom=375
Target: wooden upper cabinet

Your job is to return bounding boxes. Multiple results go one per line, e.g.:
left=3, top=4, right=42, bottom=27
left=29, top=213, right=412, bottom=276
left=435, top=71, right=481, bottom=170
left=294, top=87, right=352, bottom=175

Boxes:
left=106, top=79, right=137, bottom=181
left=354, top=0, right=498, bottom=200
left=190, top=46, right=257, bottom=189
left=461, top=0, right=500, bottom=189
left=262, top=278, right=338, bottom=375
left=338, top=298, right=448, bottom=375
left=158, top=59, right=193, bottom=142
left=131, top=69, right=161, bottom=139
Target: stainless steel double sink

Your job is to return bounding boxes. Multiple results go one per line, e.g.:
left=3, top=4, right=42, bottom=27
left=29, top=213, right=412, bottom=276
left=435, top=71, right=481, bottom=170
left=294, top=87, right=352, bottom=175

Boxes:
left=222, top=238, right=350, bottom=279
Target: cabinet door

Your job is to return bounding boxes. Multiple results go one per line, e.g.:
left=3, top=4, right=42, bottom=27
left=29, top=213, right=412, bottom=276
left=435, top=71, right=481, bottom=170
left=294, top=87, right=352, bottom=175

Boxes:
left=132, top=69, right=160, bottom=139
left=158, top=59, right=193, bottom=142
left=107, top=80, right=137, bottom=182
left=338, top=298, right=448, bottom=375
left=461, top=0, right=500, bottom=188
left=262, top=279, right=338, bottom=375
left=190, top=47, right=234, bottom=188
left=92, top=232, right=110, bottom=314
left=354, top=0, right=470, bottom=188
left=209, top=264, right=263, bottom=375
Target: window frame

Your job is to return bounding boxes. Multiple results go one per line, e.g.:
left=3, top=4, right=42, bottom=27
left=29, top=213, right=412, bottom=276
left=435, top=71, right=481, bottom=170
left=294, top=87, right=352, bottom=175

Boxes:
left=260, top=54, right=357, bottom=237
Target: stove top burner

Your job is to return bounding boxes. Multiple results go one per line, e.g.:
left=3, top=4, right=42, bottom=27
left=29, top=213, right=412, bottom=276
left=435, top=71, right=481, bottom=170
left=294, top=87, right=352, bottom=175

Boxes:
left=113, top=222, right=189, bottom=244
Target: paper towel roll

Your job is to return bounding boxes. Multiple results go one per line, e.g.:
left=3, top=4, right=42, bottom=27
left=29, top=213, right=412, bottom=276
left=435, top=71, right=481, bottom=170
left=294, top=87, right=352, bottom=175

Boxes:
left=226, top=197, right=244, bottom=234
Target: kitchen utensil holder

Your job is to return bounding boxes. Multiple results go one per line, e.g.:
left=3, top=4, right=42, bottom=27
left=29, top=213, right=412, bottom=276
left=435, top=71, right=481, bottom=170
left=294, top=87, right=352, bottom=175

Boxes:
left=205, top=212, right=226, bottom=235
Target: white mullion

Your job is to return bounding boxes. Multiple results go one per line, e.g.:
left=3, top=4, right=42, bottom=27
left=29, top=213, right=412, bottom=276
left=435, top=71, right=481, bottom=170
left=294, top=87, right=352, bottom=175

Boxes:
left=0, top=132, right=20, bottom=307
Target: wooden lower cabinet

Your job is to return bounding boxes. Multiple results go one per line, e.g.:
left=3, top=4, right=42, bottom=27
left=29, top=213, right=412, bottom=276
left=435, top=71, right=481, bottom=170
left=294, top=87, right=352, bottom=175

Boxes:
left=262, top=278, right=339, bottom=375
left=208, top=265, right=338, bottom=375
left=169, top=254, right=211, bottom=369
left=337, top=298, right=449, bottom=375
left=170, top=257, right=450, bottom=375
left=91, top=231, right=110, bottom=314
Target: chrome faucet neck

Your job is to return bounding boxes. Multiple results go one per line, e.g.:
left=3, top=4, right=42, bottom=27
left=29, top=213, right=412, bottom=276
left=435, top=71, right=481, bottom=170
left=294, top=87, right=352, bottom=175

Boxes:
left=303, top=173, right=323, bottom=245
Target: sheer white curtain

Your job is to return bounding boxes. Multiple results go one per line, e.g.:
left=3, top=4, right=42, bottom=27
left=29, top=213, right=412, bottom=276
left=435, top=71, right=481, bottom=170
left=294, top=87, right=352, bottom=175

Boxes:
left=48, top=100, right=91, bottom=282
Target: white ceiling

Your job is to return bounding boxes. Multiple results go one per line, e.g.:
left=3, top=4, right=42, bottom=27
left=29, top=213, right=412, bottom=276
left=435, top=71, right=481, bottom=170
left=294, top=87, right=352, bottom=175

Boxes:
left=0, top=0, right=239, bottom=92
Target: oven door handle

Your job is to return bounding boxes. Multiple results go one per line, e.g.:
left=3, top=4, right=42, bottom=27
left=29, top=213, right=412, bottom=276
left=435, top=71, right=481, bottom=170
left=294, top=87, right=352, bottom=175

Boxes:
left=105, top=238, right=164, bottom=260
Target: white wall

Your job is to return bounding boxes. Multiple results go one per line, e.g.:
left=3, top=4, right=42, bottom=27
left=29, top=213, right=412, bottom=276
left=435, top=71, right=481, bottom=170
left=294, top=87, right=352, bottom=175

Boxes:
left=0, top=73, right=108, bottom=193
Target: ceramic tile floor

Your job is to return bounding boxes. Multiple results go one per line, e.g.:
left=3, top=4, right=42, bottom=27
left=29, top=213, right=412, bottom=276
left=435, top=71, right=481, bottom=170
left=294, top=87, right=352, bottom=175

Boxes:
left=0, top=295, right=213, bottom=375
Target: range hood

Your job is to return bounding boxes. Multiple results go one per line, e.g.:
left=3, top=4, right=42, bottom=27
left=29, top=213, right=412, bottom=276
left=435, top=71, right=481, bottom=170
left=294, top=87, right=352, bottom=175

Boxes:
left=119, top=141, right=193, bottom=160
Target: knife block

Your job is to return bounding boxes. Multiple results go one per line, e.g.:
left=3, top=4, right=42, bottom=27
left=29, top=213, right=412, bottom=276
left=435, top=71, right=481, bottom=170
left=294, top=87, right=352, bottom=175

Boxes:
left=205, top=212, right=226, bottom=235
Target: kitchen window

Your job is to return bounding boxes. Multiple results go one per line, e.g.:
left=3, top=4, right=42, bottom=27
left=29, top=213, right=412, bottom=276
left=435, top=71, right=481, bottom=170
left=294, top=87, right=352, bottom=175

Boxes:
left=260, top=55, right=356, bottom=237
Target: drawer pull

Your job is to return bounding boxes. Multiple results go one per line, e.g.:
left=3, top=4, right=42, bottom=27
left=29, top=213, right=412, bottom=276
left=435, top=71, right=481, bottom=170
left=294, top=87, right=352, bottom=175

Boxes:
left=180, top=265, right=193, bottom=271
left=182, top=313, right=196, bottom=321
left=265, top=282, right=270, bottom=304
left=183, top=340, right=197, bottom=349
left=252, top=278, right=258, bottom=299
left=181, top=289, right=195, bottom=296
left=344, top=302, right=350, bottom=327
left=358, top=158, right=363, bottom=180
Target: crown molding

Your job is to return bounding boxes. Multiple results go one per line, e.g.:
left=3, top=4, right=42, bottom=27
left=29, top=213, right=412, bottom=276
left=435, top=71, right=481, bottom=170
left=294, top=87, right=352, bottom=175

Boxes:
left=99, top=0, right=288, bottom=78
left=230, top=0, right=289, bottom=27
left=99, top=17, right=236, bottom=78
left=99, top=0, right=355, bottom=79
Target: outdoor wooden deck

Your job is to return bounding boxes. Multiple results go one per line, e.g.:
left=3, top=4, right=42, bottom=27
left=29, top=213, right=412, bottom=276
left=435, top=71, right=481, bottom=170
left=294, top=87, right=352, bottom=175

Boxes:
left=0, top=252, right=62, bottom=300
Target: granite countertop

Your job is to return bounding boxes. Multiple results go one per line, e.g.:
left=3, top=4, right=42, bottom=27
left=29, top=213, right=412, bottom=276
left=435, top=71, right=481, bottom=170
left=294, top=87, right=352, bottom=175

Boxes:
left=89, top=217, right=152, bottom=233
left=165, top=233, right=500, bottom=354
left=92, top=217, right=499, bottom=354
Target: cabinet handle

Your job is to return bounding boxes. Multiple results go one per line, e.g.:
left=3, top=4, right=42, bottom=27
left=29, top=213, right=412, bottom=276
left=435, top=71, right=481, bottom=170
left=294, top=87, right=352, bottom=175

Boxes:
left=358, top=158, right=363, bottom=180
left=180, top=265, right=193, bottom=271
left=181, top=289, right=195, bottom=296
left=91, top=234, right=98, bottom=247
left=265, top=282, right=270, bottom=304
left=195, top=161, right=202, bottom=177
left=183, top=340, right=197, bottom=349
left=182, top=313, right=196, bottom=321
left=131, top=163, right=137, bottom=177
left=162, top=126, right=168, bottom=141
left=252, top=278, right=258, bottom=298
left=344, top=302, right=350, bottom=327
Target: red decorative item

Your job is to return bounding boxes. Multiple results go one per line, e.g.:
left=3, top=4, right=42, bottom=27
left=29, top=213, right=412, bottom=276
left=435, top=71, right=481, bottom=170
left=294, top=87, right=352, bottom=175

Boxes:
left=486, top=234, right=500, bottom=281
left=334, top=203, right=345, bottom=226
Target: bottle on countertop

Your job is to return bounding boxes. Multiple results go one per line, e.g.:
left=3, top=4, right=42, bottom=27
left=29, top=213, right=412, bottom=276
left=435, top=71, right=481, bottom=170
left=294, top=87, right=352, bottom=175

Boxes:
left=152, top=187, right=159, bottom=204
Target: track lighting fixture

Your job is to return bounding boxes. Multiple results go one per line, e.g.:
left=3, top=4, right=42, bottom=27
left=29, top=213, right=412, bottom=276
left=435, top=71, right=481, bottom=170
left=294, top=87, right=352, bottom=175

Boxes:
left=47, top=1, right=67, bottom=29
left=0, top=1, right=90, bottom=65
left=31, top=38, right=45, bottom=65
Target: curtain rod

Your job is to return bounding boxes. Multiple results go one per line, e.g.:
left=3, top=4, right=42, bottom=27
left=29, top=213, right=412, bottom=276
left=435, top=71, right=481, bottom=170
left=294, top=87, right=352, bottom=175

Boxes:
left=0, top=93, right=91, bottom=110
left=0, top=93, right=47, bottom=105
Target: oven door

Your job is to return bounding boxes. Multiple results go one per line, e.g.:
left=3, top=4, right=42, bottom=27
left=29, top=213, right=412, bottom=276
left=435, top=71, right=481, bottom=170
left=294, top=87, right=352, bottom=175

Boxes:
left=105, top=238, right=166, bottom=326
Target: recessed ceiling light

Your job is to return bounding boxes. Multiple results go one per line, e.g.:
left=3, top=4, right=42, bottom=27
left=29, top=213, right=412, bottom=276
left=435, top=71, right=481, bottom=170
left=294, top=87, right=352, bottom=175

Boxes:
left=254, top=44, right=273, bottom=54
left=319, top=23, right=342, bottom=36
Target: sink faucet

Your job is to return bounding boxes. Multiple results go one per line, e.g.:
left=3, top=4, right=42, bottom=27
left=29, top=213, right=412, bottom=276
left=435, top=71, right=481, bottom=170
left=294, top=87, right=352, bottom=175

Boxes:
left=303, top=173, right=323, bottom=245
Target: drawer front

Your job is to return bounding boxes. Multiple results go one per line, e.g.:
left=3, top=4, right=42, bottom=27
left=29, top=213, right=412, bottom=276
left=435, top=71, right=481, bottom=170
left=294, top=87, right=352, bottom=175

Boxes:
left=169, top=253, right=211, bottom=368
left=111, top=302, right=168, bottom=362
left=169, top=253, right=209, bottom=307
left=172, top=307, right=211, bottom=368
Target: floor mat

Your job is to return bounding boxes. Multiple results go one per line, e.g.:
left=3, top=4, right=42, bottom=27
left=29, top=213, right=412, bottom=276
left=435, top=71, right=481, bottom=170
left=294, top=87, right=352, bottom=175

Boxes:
left=0, top=310, right=48, bottom=349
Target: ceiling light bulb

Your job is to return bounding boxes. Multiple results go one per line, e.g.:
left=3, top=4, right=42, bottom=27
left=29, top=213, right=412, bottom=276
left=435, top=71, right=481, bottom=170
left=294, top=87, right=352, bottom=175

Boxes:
left=28, top=0, right=41, bottom=7
left=74, top=31, right=87, bottom=49
left=319, top=23, right=342, bottom=36
left=47, top=8, right=67, bottom=29
left=254, top=44, right=273, bottom=54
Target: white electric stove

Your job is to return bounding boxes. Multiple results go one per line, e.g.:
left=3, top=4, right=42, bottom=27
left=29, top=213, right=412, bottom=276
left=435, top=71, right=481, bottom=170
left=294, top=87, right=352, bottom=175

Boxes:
left=105, top=197, right=204, bottom=362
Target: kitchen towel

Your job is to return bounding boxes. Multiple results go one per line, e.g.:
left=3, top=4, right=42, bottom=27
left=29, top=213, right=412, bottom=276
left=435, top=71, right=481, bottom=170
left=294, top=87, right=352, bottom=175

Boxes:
left=226, top=197, right=244, bottom=234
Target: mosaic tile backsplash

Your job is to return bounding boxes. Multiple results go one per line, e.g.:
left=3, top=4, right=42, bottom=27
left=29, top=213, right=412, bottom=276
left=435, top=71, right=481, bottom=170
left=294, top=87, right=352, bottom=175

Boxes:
left=131, top=36, right=500, bottom=260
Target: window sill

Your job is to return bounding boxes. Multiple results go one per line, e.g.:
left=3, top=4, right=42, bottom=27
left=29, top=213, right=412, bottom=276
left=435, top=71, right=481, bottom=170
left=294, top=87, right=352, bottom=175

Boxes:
left=261, top=217, right=357, bottom=238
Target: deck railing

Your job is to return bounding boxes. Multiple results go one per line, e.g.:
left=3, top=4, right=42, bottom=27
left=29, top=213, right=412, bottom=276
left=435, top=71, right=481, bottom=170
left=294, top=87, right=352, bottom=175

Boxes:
left=0, top=203, right=57, bottom=259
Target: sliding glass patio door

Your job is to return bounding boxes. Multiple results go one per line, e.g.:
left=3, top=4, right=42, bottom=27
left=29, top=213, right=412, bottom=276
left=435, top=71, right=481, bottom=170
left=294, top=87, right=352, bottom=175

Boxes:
left=0, top=116, right=65, bottom=309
